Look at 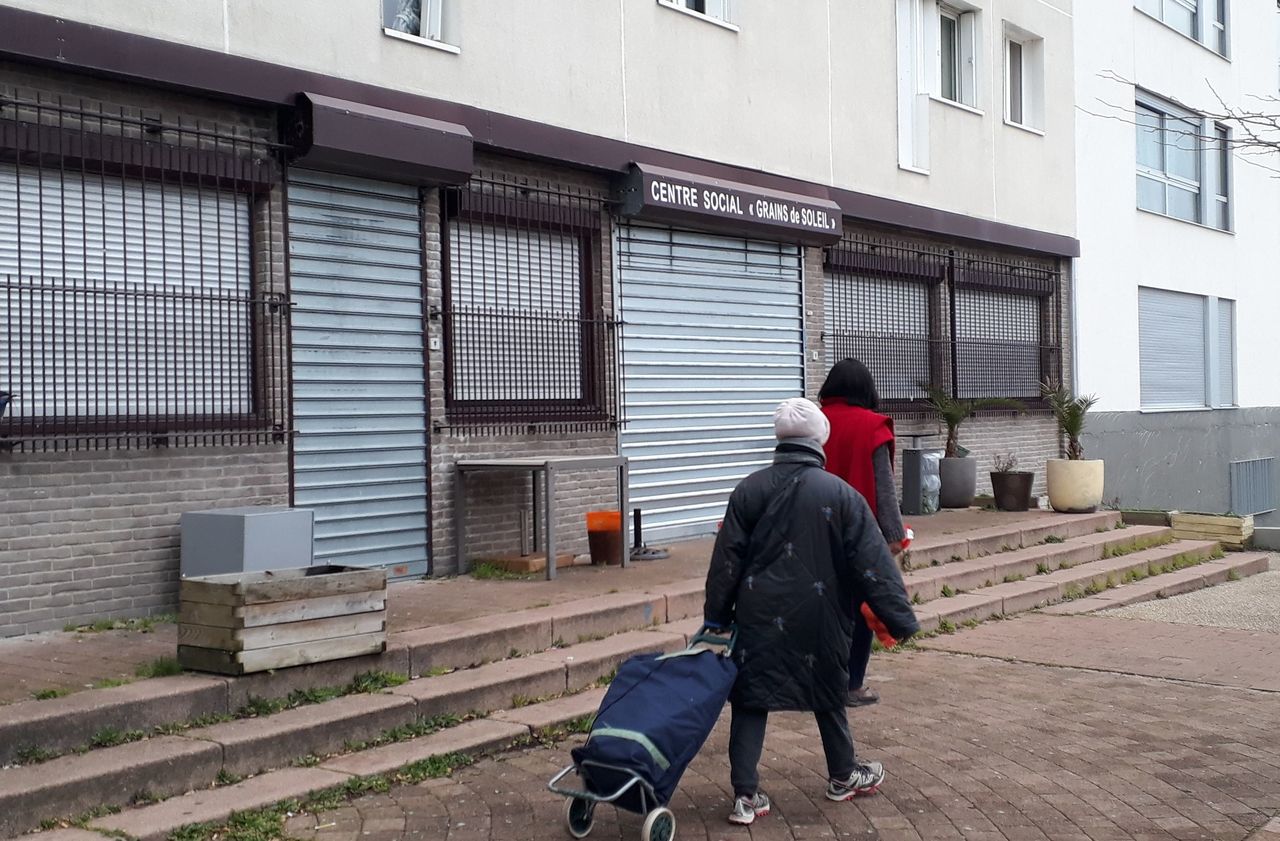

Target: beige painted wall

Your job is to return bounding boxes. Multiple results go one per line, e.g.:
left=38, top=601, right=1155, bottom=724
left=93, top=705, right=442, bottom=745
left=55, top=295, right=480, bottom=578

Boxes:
left=0, top=0, right=1075, bottom=235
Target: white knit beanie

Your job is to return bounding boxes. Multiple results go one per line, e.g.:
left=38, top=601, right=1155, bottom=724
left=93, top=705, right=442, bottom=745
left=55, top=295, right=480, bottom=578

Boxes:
left=773, top=397, right=830, bottom=445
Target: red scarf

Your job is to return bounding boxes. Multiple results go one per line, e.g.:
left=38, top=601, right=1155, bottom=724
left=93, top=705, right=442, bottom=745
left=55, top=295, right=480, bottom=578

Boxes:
left=820, top=400, right=895, bottom=519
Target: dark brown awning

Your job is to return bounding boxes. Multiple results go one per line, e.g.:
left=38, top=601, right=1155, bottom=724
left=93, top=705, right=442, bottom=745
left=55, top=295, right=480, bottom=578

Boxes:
left=619, top=162, right=843, bottom=245
left=291, top=92, right=473, bottom=185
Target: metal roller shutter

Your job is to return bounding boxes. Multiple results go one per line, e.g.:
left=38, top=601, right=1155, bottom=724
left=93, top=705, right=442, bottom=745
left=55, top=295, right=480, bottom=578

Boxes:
left=618, top=224, right=804, bottom=542
left=288, top=170, right=429, bottom=576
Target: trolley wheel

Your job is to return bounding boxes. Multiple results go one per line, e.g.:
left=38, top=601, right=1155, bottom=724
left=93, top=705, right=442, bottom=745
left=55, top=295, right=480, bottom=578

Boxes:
left=564, top=796, right=595, bottom=839
left=640, top=807, right=675, bottom=841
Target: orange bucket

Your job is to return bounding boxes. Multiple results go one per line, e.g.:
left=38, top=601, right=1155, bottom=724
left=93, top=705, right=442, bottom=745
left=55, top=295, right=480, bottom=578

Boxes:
left=586, top=510, right=623, bottom=565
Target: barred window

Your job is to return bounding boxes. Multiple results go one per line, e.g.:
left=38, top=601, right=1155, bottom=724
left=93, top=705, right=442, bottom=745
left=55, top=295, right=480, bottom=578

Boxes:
left=440, top=176, right=619, bottom=433
left=0, top=87, right=288, bottom=452
left=824, top=231, right=1061, bottom=415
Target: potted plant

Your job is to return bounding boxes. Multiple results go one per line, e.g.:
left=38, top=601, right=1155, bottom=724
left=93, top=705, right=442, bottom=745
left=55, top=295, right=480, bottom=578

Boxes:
left=920, top=384, right=1022, bottom=509
left=990, top=453, right=1034, bottom=512
left=1042, top=379, right=1103, bottom=514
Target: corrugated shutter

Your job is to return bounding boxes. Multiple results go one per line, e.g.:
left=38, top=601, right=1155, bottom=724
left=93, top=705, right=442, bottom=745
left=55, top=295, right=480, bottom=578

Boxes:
left=1139, top=287, right=1205, bottom=409
left=618, top=224, right=804, bottom=542
left=1231, top=457, right=1275, bottom=516
left=289, top=170, right=429, bottom=576
left=1217, top=298, right=1235, bottom=406
left=0, top=164, right=251, bottom=417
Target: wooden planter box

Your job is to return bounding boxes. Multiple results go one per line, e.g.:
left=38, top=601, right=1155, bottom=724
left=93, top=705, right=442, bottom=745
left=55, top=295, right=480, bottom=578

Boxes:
left=177, top=566, right=387, bottom=675
left=1170, top=512, right=1254, bottom=550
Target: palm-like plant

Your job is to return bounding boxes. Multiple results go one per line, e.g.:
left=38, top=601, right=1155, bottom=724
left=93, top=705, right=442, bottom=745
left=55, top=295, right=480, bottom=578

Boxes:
left=1041, top=379, right=1098, bottom=460
left=919, top=384, right=1023, bottom=459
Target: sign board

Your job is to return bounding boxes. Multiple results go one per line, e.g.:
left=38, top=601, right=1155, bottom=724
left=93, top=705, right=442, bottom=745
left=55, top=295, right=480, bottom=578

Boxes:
left=619, top=162, right=843, bottom=245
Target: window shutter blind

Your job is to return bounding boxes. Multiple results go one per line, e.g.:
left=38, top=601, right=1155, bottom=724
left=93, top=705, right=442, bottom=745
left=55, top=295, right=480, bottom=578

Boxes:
left=1217, top=298, right=1235, bottom=406
left=1139, top=287, right=1205, bottom=408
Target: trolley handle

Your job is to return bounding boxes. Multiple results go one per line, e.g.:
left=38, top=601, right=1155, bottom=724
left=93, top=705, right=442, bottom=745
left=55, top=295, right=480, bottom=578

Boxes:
left=689, top=623, right=737, bottom=655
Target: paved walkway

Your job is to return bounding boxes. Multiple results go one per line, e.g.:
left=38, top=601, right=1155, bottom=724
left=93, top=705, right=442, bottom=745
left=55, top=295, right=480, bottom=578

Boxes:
left=0, top=509, right=1041, bottom=704
left=283, top=646, right=1280, bottom=841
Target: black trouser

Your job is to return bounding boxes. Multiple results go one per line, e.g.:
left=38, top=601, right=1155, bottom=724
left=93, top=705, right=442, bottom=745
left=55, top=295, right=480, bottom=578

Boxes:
left=728, top=704, right=856, bottom=798
left=848, top=604, right=873, bottom=690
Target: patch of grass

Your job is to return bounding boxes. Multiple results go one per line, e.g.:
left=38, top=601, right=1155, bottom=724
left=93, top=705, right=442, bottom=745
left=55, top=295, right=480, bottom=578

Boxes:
left=962, top=618, right=981, bottom=629
left=911, top=591, right=923, bottom=605
left=949, top=555, right=963, bottom=563
left=552, top=638, right=568, bottom=649
left=577, top=632, right=608, bottom=644
left=931, top=559, right=943, bottom=567
left=92, top=677, right=132, bottom=690
left=983, top=580, right=994, bottom=588
left=1043, top=535, right=1066, bottom=544
left=136, top=656, right=184, bottom=679
left=89, top=727, right=146, bottom=749
left=1000, top=544, right=1016, bottom=553
left=426, top=665, right=455, bottom=677
left=594, top=668, right=618, bottom=688
left=1035, top=562, right=1051, bottom=575
left=33, top=687, right=69, bottom=701
left=939, top=584, right=956, bottom=598
left=65, top=614, right=175, bottom=634
left=1209, top=547, right=1227, bottom=561
left=1062, top=584, right=1085, bottom=601
left=1002, top=573, right=1026, bottom=584
left=937, top=618, right=957, bottom=635
left=215, top=769, right=244, bottom=786
left=16, top=744, right=59, bottom=764
left=1122, top=566, right=1151, bottom=584
left=349, top=670, right=408, bottom=693
left=1101, top=534, right=1173, bottom=560
left=131, top=790, right=161, bottom=806
left=294, top=754, right=322, bottom=768
left=1227, top=568, right=1242, bottom=582
left=39, top=804, right=122, bottom=832
left=470, top=563, right=533, bottom=581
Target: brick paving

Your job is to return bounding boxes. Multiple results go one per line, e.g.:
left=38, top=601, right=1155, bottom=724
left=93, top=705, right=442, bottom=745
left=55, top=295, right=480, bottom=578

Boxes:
left=921, top=613, right=1280, bottom=693
left=0, top=509, right=1047, bottom=705
left=282, top=647, right=1280, bottom=841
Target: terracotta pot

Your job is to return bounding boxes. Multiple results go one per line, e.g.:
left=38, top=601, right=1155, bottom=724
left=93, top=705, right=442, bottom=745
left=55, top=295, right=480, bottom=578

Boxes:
left=990, top=471, right=1035, bottom=512
left=1046, top=459, right=1104, bottom=514
left=939, top=457, right=977, bottom=509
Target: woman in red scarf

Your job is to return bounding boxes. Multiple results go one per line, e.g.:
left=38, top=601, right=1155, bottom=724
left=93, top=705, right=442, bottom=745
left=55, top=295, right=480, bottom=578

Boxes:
left=819, top=359, right=906, bottom=707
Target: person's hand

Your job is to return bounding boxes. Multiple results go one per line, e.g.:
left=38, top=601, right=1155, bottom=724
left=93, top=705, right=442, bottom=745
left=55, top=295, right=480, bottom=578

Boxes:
left=887, top=540, right=904, bottom=556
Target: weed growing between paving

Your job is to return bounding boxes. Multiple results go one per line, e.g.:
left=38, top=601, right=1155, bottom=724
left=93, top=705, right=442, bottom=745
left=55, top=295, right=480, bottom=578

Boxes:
left=64, top=614, right=175, bottom=634
left=940, top=584, right=956, bottom=598
left=167, top=755, right=475, bottom=841
left=470, top=563, right=534, bottom=581
left=32, top=687, right=69, bottom=701
left=136, top=656, right=184, bottom=679
left=38, top=804, right=122, bottom=832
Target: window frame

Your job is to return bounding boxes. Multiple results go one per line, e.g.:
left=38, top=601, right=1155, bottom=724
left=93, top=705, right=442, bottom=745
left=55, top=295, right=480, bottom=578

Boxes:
left=1003, top=22, right=1045, bottom=133
left=382, top=0, right=459, bottom=54
left=931, top=2, right=981, bottom=110
left=440, top=186, right=612, bottom=428
left=1135, top=0, right=1229, bottom=57
left=1135, top=92, right=1232, bottom=231
left=656, top=0, right=740, bottom=32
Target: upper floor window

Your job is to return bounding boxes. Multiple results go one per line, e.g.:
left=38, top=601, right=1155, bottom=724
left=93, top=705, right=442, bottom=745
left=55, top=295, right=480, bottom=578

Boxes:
left=383, top=0, right=456, bottom=51
left=935, top=3, right=979, bottom=108
left=1135, top=0, right=1228, bottom=55
left=1135, top=94, right=1231, bottom=230
left=657, top=0, right=738, bottom=30
left=1004, top=24, right=1045, bottom=131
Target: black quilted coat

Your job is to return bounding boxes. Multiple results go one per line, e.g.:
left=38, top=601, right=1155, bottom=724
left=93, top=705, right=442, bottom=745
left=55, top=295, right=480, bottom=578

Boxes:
left=704, top=441, right=919, bottom=712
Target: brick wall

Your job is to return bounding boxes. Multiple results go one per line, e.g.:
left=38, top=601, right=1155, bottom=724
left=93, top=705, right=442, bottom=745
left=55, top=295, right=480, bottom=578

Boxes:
left=0, top=447, right=288, bottom=637
left=426, top=156, right=621, bottom=574
left=803, top=245, right=829, bottom=395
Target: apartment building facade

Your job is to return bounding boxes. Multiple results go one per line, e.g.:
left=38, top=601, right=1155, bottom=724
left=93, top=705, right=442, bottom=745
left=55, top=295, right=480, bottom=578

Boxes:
left=1074, top=0, right=1280, bottom=524
left=0, top=0, right=1078, bottom=635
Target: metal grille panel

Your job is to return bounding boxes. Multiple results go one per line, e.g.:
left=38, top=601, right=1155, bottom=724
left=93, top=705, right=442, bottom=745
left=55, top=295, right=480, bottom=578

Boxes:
left=288, top=170, right=429, bottom=576
left=1230, top=457, right=1275, bottom=516
left=618, top=224, right=804, bottom=542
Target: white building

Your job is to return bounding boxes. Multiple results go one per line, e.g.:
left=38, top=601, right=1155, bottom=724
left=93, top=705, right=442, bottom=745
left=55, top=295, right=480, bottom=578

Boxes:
left=1074, top=0, right=1280, bottom=525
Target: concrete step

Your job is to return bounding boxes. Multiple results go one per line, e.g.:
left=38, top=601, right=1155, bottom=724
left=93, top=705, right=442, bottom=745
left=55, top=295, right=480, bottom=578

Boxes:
left=904, top=510, right=1122, bottom=568
left=0, top=626, right=680, bottom=837
left=914, top=539, right=1222, bottom=631
left=0, top=580, right=703, bottom=768
left=1041, top=553, right=1273, bottom=616
left=84, top=691, right=605, bottom=841
left=903, top=525, right=1172, bottom=603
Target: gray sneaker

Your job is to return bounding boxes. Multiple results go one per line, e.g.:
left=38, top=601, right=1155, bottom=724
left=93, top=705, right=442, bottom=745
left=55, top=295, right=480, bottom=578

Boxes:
left=727, top=792, right=771, bottom=825
left=826, top=761, right=886, bottom=801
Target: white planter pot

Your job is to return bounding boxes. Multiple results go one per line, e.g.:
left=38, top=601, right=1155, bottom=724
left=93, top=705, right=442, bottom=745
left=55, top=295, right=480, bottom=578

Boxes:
left=1046, top=459, right=1104, bottom=514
